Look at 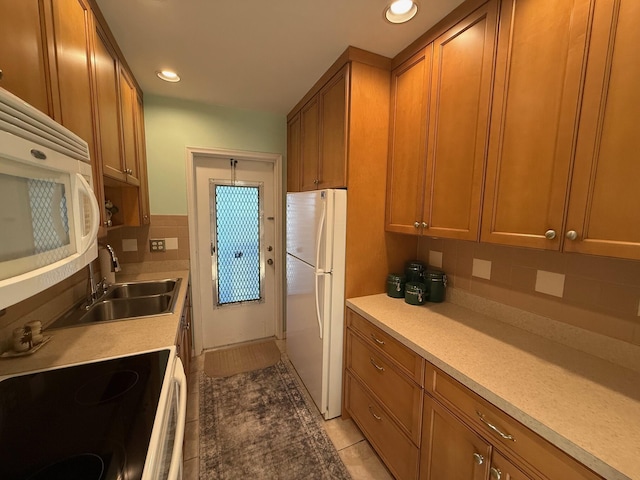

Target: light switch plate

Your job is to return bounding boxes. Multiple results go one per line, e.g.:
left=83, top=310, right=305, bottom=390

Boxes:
left=150, top=239, right=165, bottom=252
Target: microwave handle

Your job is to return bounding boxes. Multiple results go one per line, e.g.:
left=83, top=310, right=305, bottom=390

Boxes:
left=168, top=356, right=187, bottom=480
left=75, top=173, right=100, bottom=254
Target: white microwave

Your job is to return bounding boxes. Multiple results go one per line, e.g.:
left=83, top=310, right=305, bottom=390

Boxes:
left=0, top=88, right=99, bottom=310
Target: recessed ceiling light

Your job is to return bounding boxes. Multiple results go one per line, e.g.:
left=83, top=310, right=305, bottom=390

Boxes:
left=156, top=70, right=181, bottom=83
left=384, top=0, right=418, bottom=24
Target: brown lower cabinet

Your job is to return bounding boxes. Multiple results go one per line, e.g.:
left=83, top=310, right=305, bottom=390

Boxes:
left=344, top=308, right=603, bottom=480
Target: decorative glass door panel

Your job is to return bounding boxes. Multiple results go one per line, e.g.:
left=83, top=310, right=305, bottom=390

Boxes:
left=210, top=182, right=264, bottom=306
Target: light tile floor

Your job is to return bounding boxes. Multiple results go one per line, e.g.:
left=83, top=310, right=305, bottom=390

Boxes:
left=182, top=340, right=393, bottom=479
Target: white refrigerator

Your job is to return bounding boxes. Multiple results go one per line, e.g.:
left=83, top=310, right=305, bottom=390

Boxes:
left=286, top=189, right=347, bottom=420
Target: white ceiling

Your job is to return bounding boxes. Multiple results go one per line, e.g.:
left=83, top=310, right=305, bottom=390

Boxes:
left=95, top=0, right=464, bottom=115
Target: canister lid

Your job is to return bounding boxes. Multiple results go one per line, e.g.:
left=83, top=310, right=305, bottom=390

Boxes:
left=387, top=273, right=406, bottom=282
left=425, top=269, right=446, bottom=279
left=406, top=261, right=425, bottom=270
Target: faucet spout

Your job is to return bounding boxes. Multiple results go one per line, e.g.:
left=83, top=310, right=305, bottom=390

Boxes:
left=105, top=244, right=121, bottom=273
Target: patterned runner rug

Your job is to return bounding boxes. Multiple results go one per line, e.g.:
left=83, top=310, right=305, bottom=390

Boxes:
left=199, top=357, right=351, bottom=479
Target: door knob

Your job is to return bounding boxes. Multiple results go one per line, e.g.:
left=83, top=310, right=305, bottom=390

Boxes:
left=267, top=259, right=273, bottom=265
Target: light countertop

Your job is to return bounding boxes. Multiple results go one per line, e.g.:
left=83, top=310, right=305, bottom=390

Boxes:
left=0, top=269, right=190, bottom=378
left=346, top=294, right=640, bottom=480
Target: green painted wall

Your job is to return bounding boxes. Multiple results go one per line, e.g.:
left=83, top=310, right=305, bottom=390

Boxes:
left=143, top=95, right=287, bottom=215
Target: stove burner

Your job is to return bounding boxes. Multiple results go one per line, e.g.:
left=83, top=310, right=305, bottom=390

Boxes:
left=75, top=369, right=140, bottom=405
left=27, top=453, right=104, bottom=480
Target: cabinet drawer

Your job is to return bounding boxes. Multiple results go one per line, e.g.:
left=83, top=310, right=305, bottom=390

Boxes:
left=347, top=308, right=424, bottom=385
left=346, top=373, right=419, bottom=480
left=425, top=365, right=602, bottom=480
left=346, top=330, right=423, bottom=444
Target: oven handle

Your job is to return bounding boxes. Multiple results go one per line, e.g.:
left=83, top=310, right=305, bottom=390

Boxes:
left=168, top=356, right=187, bottom=480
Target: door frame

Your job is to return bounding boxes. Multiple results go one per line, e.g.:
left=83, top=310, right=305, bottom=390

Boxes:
left=186, top=146, right=284, bottom=355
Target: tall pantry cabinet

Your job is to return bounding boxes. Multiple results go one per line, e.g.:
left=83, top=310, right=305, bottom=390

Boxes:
left=286, top=47, right=418, bottom=299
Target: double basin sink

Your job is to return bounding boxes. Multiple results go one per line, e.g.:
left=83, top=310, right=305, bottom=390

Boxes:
left=47, top=278, right=182, bottom=329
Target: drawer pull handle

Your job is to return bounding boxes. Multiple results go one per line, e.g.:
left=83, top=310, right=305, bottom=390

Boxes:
left=472, top=453, right=484, bottom=465
left=370, top=358, right=384, bottom=372
left=476, top=411, right=515, bottom=442
left=368, top=405, right=382, bottom=421
left=371, top=334, right=385, bottom=345
left=490, top=467, right=502, bottom=480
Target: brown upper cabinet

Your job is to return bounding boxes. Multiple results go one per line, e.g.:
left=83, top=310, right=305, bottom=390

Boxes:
left=480, top=0, right=640, bottom=261
left=563, top=0, right=640, bottom=260
left=386, top=1, right=498, bottom=240
left=118, top=66, right=141, bottom=186
left=134, top=90, right=151, bottom=225
left=0, top=0, right=51, bottom=115
left=0, top=0, right=150, bottom=230
left=286, top=113, right=301, bottom=192
left=480, top=0, right=593, bottom=250
left=291, top=65, right=349, bottom=191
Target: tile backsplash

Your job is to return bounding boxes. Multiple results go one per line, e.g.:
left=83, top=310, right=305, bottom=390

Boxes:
left=106, top=215, right=190, bottom=267
left=418, top=237, right=640, bottom=346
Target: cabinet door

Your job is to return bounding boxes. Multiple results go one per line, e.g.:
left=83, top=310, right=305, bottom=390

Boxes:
left=49, top=0, right=105, bottom=227
left=318, top=65, right=348, bottom=189
left=481, top=0, right=593, bottom=249
left=300, top=97, right=320, bottom=191
left=287, top=113, right=301, bottom=192
left=118, top=66, right=139, bottom=186
left=0, top=0, right=51, bottom=114
left=490, top=451, right=535, bottom=480
left=93, top=21, right=125, bottom=182
left=420, top=394, right=492, bottom=480
left=423, top=2, right=497, bottom=240
left=134, top=91, right=150, bottom=224
left=564, top=0, right=640, bottom=260
left=386, top=47, right=431, bottom=235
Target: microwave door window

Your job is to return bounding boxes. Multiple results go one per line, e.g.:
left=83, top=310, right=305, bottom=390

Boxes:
left=0, top=172, right=73, bottom=280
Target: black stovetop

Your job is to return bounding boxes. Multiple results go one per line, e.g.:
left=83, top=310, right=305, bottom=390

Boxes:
left=0, top=349, right=170, bottom=480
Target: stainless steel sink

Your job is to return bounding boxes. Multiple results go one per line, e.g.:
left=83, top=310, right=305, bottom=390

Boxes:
left=47, top=278, right=182, bottom=329
left=103, top=279, right=178, bottom=299
left=81, top=295, right=173, bottom=323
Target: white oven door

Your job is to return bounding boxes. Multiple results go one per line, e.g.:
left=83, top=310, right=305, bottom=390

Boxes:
left=144, top=355, right=187, bottom=480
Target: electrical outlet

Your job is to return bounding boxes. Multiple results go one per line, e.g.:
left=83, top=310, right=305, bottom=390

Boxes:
left=150, top=239, right=165, bottom=252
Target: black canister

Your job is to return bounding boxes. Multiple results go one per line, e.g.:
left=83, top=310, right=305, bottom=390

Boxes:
left=405, top=261, right=425, bottom=283
left=386, top=273, right=406, bottom=298
left=425, top=270, right=447, bottom=302
left=404, top=281, right=427, bottom=305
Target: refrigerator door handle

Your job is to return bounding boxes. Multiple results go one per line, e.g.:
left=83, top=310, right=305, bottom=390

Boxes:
left=314, top=271, right=323, bottom=339
left=315, top=193, right=327, bottom=274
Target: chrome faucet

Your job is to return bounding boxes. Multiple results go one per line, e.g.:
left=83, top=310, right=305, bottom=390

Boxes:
left=86, top=262, right=107, bottom=308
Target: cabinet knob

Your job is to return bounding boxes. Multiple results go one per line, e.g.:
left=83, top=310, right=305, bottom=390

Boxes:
left=490, top=467, right=502, bottom=480
left=421, top=222, right=428, bottom=228
left=0, top=70, right=3, bottom=81
left=414, top=222, right=420, bottom=228
left=472, top=453, right=484, bottom=465
left=565, top=230, right=578, bottom=241
left=313, top=179, right=319, bottom=185
left=544, top=229, right=557, bottom=240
